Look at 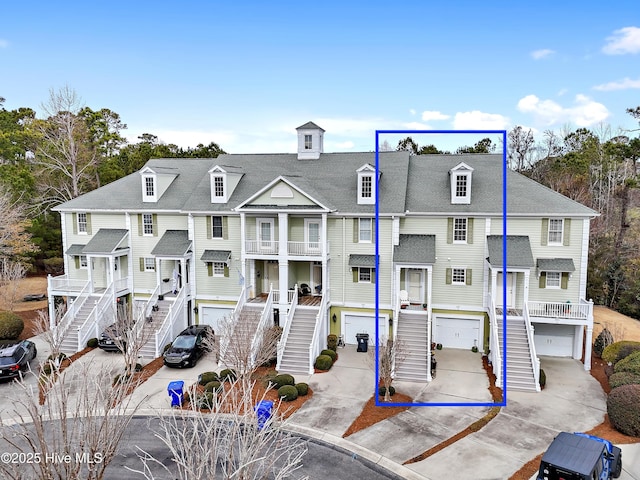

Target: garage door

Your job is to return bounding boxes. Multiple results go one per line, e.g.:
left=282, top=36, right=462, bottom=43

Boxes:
left=435, top=317, right=480, bottom=350
left=200, top=306, right=233, bottom=332
left=344, top=314, right=388, bottom=346
left=534, top=323, right=574, bottom=357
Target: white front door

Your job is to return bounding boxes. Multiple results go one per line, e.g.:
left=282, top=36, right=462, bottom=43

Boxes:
left=305, top=219, right=321, bottom=253
left=312, top=262, right=322, bottom=294
left=257, top=218, right=275, bottom=253
left=496, top=272, right=515, bottom=308
left=264, top=262, right=279, bottom=292
left=407, top=269, right=424, bottom=303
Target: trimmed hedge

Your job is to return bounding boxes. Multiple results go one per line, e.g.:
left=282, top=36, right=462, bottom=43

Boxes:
left=272, top=374, right=295, bottom=389
left=615, top=344, right=640, bottom=364
left=278, top=385, right=298, bottom=402
left=593, top=328, right=614, bottom=358
left=204, top=381, right=223, bottom=393
left=219, top=368, right=237, bottom=382
left=327, top=334, right=338, bottom=352
left=602, top=341, right=640, bottom=364
left=198, top=371, right=219, bottom=385
left=609, top=372, right=640, bottom=390
left=607, top=384, right=640, bottom=437
left=614, top=350, right=640, bottom=376
left=295, top=383, right=309, bottom=396
left=378, top=386, right=396, bottom=397
left=197, top=391, right=215, bottom=409
left=314, top=354, right=333, bottom=371
left=163, top=343, right=172, bottom=353
left=320, top=349, right=337, bottom=362
left=0, top=311, right=24, bottom=339
left=87, top=337, right=99, bottom=348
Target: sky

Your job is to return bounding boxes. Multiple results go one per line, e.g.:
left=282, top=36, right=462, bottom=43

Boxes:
left=1, top=1, right=639, bottom=154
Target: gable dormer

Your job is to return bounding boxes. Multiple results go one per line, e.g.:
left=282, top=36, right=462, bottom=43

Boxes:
left=140, top=166, right=178, bottom=203
left=357, top=164, right=376, bottom=205
left=296, top=121, right=324, bottom=160
left=209, top=165, right=228, bottom=203
left=450, top=162, right=473, bottom=205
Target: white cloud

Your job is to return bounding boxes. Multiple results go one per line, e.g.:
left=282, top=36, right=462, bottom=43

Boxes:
left=517, top=94, right=610, bottom=127
left=602, top=26, right=640, bottom=55
left=593, top=77, right=640, bottom=91
left=531, top=49, right=555, bottom=60
left=409, top=109, right=416, bottom=115
left=403, top=121, right=432, bottom=130
left=421, top=110, right=450, bottom=121
left=0, top=39, right=8, bottom=48
left=452, top=111, right=510, bottom=130
left=557, top=88, right=568, bottom=96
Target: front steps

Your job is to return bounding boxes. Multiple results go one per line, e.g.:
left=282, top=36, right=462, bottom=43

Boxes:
left=278, top=307, right=318, bottom=376
left=60, top=295, right=102, bottom=354
left=498, top=317, right=539, bottom=392
left=394, top=310, right=430, bottom=382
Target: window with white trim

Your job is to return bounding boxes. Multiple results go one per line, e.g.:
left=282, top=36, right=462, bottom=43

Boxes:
left=359, top=218, right=372, bottom=243
left=79, top=255, right=88, bottom=269
left=77, top=213, right=88, bottom=234
left=452, top=268, right=466, bottom=285
left=144, top=258, right=155, bottom=272
left=358, top=267, right=372, bottom=283
left=304, top=134, right=312, bottom=150
left=145, top=177, right=155, bottom=197
left=455, top=174, right=467, bottom=198
left=545, top=271, right=561, bottom=288
left=548, top=219, right=563, bottom=244
left=142, top=214, right=154, bottom=236
left=361, top=175, right=372, bottom=199
left=453, top=218, right=467, bottom=242
left=213, top=176, right=224, bottom=198
left=211, top=216, right=223, bottom=238
left=212, top=262, right=225, bottom=277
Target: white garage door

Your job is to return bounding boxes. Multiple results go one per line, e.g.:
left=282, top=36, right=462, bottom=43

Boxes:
left=344, top=314, right=388, bottom=346
left=534, top=323, right=574, bottom=357
left=435, top=317, right=480, bottom=350
left=200, top=306, right=233, bottom=332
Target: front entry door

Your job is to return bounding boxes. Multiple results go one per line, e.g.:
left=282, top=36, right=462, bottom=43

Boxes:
left=408, top=269, right=423, bottom=303
left=264, top=262, right=279, bottom=292
left=496, top=272, right=515, bottom=308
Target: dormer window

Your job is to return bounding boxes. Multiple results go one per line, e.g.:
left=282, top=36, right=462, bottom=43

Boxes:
left=213, top=176, right=224, bottom=198
left=141, top=173, right=157, bottom=202
left=450, top=162, right=473, bottom=205
left=145, top=177, right=155, bottom=197
left=209, top=166, right=228, bottom=203
left=296, top=122, right=324, bottom=160
left=357, top=164, right=376, bottom=205
left=304, top=134, right=312, bottom=150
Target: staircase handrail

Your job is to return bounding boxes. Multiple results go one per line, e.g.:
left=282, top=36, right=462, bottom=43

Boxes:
left=77, top=283, right=115, bottom=351
left=523, top=303, right=541, bottom=391
left=219, top=284, right=246, bottom=364
left=143, top=284, right=161, bottom=320
left=487, top=294, right=503, bottom=389
left=307, top=293, right=328, bottom=375
left=154, top=286, right=188, bottom=358
left=53, top=279, right=91, bottom=338
left=276, top=284, right=298, bottom=370
left=250, top=287, right=274, bottom=369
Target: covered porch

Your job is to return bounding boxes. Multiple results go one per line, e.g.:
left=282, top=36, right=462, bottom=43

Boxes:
left=151, top=230, right=193, bottom=297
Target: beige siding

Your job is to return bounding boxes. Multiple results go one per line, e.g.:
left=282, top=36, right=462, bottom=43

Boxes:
left=250, top=182, right=317, bottom=206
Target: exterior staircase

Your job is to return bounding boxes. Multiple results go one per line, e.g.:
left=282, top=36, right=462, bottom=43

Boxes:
left=394, top=310, right=430, bottom=382
left=139, top=299, right=172, bottom=359
left=278, top=307, right=318, bottom=376
left=60, top=294, right=102, bottom=354
left=220, top=303, right=263, bottom=368
left=498, top=317, right=538, bottom=392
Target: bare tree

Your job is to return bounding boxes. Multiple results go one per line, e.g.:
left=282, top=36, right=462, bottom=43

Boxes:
left=0, top=259, right=27, bottom=312
left=129, top=379, right=308, bottom=480
left=33, top=306, right=67, bottom=368
left=0, top=190, right=37, bottom=263
left=507, top=125, right=535, bottom=172
left=368, top=335, right=408, bottom=402
left=0, top=360, right=144, bottom=480
left=108, top=303, right=156, bottom=376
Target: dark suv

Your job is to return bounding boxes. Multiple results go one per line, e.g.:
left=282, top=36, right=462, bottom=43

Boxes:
left=0, top=340, right=37, bottom=380
left=163, top=325, right=213, bottom=368
left=98, top=323, right=125, bottom=352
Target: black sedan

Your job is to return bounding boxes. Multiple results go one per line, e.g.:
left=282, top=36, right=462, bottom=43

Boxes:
left=163, top=325, right=213, bottom=368
left=0, top=340, right=37, bottom=380
left=98, top=323, right=125, bottom=353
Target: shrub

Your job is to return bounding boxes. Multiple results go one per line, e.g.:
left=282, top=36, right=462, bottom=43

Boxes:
left=112, top=373, right=131, bottom=386
left=219, top=368, right=237, bottom=382
left=197, top=391, right=215, bottom=409
left=614, top=350, right=640, bottom=376
left=607, top=384, right=640, bottom=437
left=204, top=381, right=223, bottom=393
left=87, top=337, right=99, bottom=348
left=278, top=385, right=298, bottom=402
left=602, top=341, right=640, bottom=364
left=41, top=363, right=52, bottom=375
left=471, top=346, right=478, bottom=353
left=134, top=363, right=143, bottom=372
left=593, top=328, right=614, bottom=358
left=295, top=383, right=309, bottom=396
left=539, top=368, right=546, bottom=389
left=272, top=374, right=295, bottom=389
left=327, top=334, right=338, bottom=351
left=198, top=371, right=219, bottom=385
left=609, top=372, right=640, bottom=390
left=47, top=352, right=68, bottom=365
left=314, top=354, right=333, bottom=371
left=163, top=343, right=172, bottom=353
left=320, top=349, right=337, bottom=362
left=605, top=363, right=615, bottom=379
left=436, top=343, right=443, bottom=350
left=0, top=311, right=24, bottom=339
left=615, top=344, right=640, bottom=364
left=378, top=385, right=396, bottom=397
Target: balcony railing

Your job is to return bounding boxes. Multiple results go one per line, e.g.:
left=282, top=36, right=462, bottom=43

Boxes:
left=527, top=300, right=592, bottom=321
left=245, top=240, right=328, bottom=256
left=48, top=274, right=88, bottom=293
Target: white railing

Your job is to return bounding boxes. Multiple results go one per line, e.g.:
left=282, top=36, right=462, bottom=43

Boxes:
left=144, top=284, right=161, bottom=320
left=48, top=274, right=88, bottom=293
left=53, top=279, right=91, bottom=339
left=527, top=300, right=591, bottom=320
left=286, top=241, right=329, bottom=256
left=487, top=294, right=503, bottom=389
left=250, top=287, right=274, bottom=369
left=276, top=284, right=298, bottom=370
left=114, top=277, right=129, bottom=294
left=245, top=240, right=278, bottom=255
left=308, top=294, right=328, bottom=375
left=523, top=303, right=541, bottom=391
left=77, top=283, right=115, bottom=351
left=272, top=288, right=297, bottom=305
left=154, top=286, right=188, bottom=358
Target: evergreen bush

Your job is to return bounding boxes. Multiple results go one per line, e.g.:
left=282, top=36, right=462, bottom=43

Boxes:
left=327, top=334, right=338, bottom=351
left=602, top=341, right=640, bottom=364
left=615, top=344, right=640, bottom=364
left=539, top=368, right=546, bottom=388
left=198, top=371, right=219, bottom=385
left=219, top=368, right=237, bottom=382
left=614, top=350, right=640, bottom=376
left=320, top=349, right=337, bottom=361
left=272, top=373, right=295, bottom=389
left=204, top=381, right=223, bottom=393
left=609, top=372, right=640, bottom=390
left=278, top=385, right=298, bottom=402
left=593, top=328, right=614, bottom=358
left=378, top=385, right=396, bottom=397
left=87, top=338, right=99, bottom=348
left=314, top=354, right=333, bottom=371
left=295, top=383, right=309, bottom=396
left=0, top=311, right=24, bottom=339
left=607, top=384, right=640, bottom=437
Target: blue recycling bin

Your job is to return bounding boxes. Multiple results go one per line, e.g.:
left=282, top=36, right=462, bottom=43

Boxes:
left=254, top=400, right=274, bottom=430
left=168, top=380, right=184, bottom=407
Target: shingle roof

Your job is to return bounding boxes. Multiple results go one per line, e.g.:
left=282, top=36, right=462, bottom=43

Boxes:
left=200, top=250, right=232, bottom=262
left=393, top=235, right=436, bottom=264
left=65, top=244, right=85, bottom=256
left=296, top=121, right=325, bottom=131
left=151, top=230, right=192, bottom=257
left=486, top=235, right=535, bottom=268
left=348, top=255, right=377, bottom=267
left=82, top=229, right=128, bottom=254
left=537, top=258, right=576, bottom=272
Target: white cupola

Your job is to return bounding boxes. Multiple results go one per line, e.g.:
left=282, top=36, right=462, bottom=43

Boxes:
left=296, top=121, right=324, bottom=160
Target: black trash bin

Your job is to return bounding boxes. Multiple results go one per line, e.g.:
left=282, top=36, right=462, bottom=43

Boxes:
left=356, top=333, right=369, bottom=353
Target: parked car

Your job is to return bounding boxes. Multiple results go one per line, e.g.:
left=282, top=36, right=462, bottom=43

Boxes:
left=0, top=340, right=37, bottom=380
left=537, top=431, right=622, bottom=480
left=98, top=323, right=126, bottom=353
left=163, top=325, right=214, bottom=368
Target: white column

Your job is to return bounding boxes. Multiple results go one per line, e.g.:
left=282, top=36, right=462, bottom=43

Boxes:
left=87, top=256, right=94, bottom=293
left=278, top=213, right=288, bottom=308
left=523, top=270, right=530, bottom=306
left=584, top=324, right=593, bottom=371
left=491, top=268, right=497, bottom=306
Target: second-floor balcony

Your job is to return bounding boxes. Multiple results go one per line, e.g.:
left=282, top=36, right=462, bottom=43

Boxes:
left=245, top=240, right=329, bottom=257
